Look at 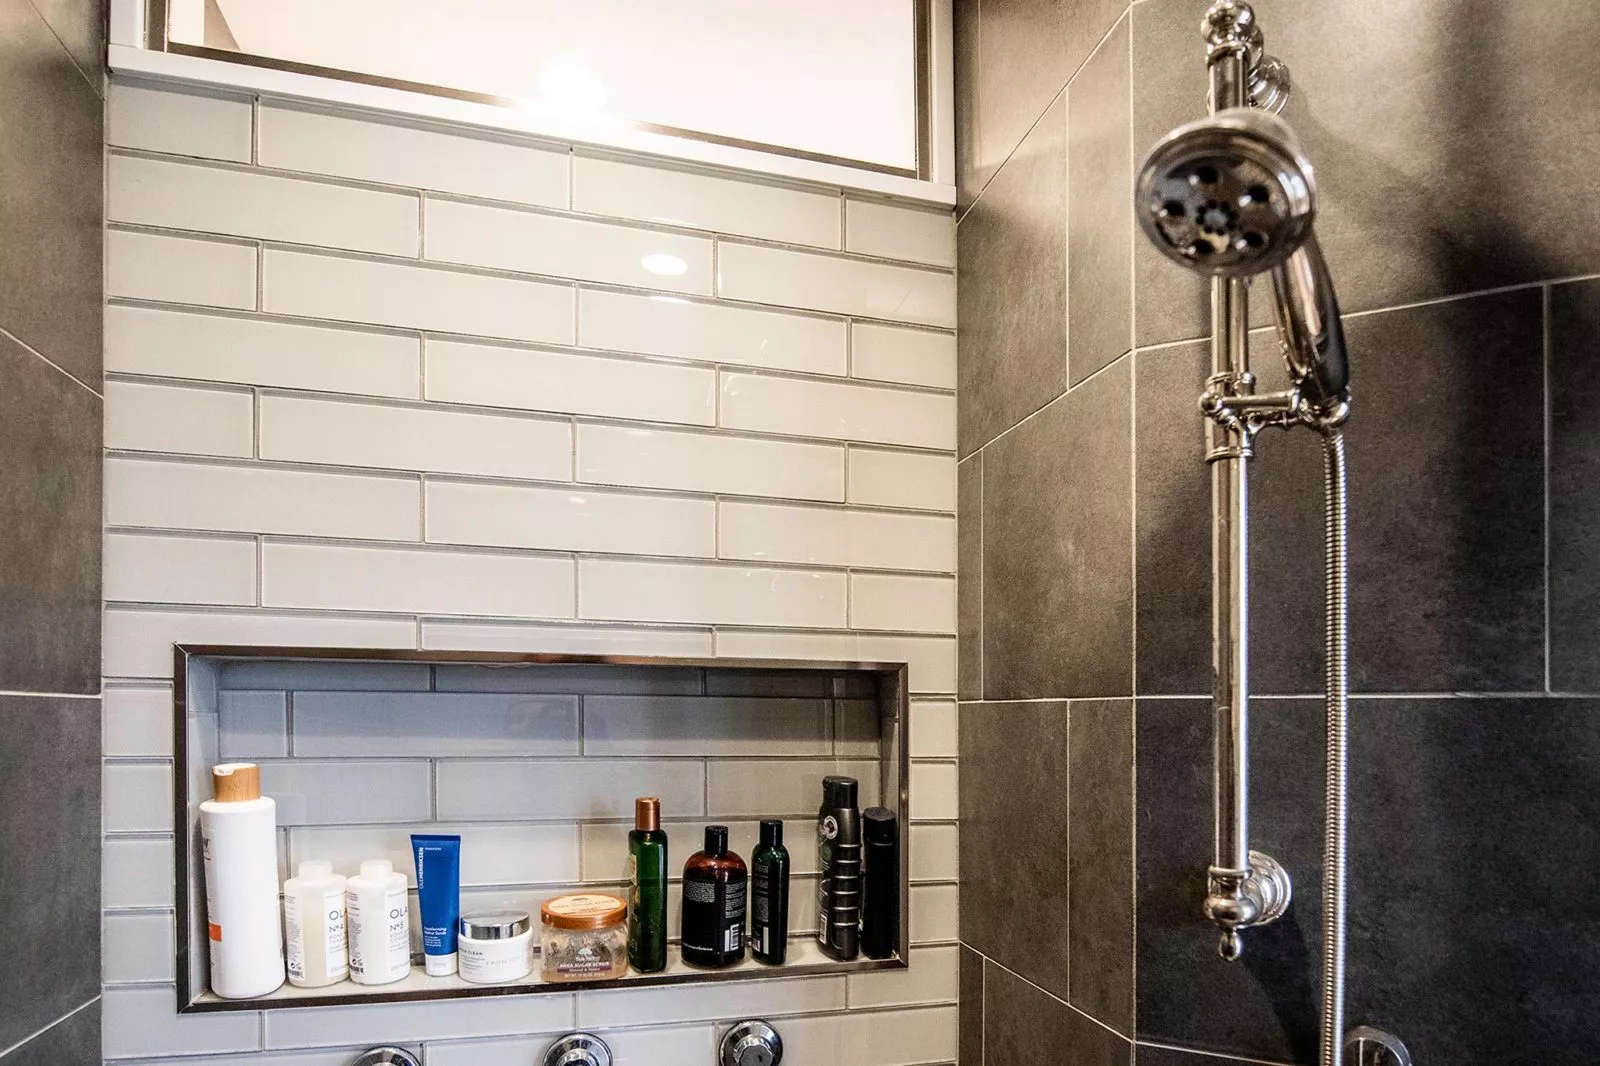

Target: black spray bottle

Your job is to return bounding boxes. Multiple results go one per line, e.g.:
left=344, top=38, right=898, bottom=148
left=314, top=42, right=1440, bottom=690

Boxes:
left=815, top=775, right=863, bottom=960
left=680, top=825, right=747, bottom=968
left=861, top=806, right=899, bottom=959
left=750, top=820, right=790, bottom=964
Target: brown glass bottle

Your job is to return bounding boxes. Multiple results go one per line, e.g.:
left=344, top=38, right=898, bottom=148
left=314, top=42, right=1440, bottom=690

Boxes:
left=680, top=825, right=747, bottom=968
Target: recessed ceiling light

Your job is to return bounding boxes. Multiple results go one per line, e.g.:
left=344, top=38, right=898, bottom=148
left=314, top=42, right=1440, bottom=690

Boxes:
left=641, top=253, right=688, bottom=277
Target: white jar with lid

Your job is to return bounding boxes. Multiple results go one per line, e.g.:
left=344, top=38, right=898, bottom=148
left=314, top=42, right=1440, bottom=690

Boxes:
left=457, top=911, right=534, bottom=984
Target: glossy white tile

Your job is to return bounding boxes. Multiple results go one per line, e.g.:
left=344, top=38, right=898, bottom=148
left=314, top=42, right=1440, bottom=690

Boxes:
left=578, top=289, right=846, bottom=376
left=105, top=305, right=422, bottom=399
left=103, top=685, right=174, bottom=757
left=910, top=824, right=959, bottom=882
left=720, top=372, right=956, bottom=450
left=713, top=630, right=958, bottom=695
left=107, top=81, right=252, bottom=161
left=909, top=883, right=959, bottom=943
left=104, top=380, right=254, bottom=457
left=291, top=691, right=581, bottom=757
left=433, top=663, right=703, bottom=696
left=845, top=199, right=957, bottom=267
left=779, top=1005, right=957, bottom=1065
left=430, top=1025, right=712, bottom=1066
left=260, top=760, right=432, bottom=826
left=421, top=620, right=714, bottom=658
left=427, top=480, right=714, bottom=558
left=435, top=759, right=706, bottom=821
left=103, top=762, right=172, bottom=833
left=286, top=824, right=580, bottom=887
left=851, top=322, right=958, bottom=389
left=102, top=837, right=174, bottom=908
left=847, top=448, right=958, bottom=512
left=102, top=987, right=259, bottom=1057
left=707, top=759, right=880, bottom=818
left=910, top=762, right=959, bottom=821
left=580, top=559, right=846, bottom=628
left=106, top=229, right=257, bottom=309
left=717, top=242, right=956, bottom=328
left=846, top=945, right=960, bottom=1007
left=259, top=394, right=573, bottom=481
left=850, top=573, right=959, bottom=633
left=910, top=699, right=959, bottom=758
left=425, top=198, right=713, bottom=294
left=217, top=690, right=288, bottom=759
left=103, top=531, right=257, bottom=606
left=103, top=911, right=176, bottom=984
left=105, top=457, right=421, bottom=540
left=575, top=974, right=844, bottom=1027
left=426, top=338, right=715, bottom=426
left=577, top=423, right=844, bottom=502
left=262, top=248, right=575, bottom=344
left=579, top=818, right=818, bottom=882
left=258, top=104, right=569, bottom=207
left=583, top=696, right=832, bottom=756
left=103, top=607, right=417, bottom=679
left=719, top=501, right=956, bottom=572
left=574, top=155, right=840, bottom=247
left=263, top=990, right=575, bottom=1048
left=261, top=541, right=576, bottom=619
left=108, top=154, right=419, bottom=256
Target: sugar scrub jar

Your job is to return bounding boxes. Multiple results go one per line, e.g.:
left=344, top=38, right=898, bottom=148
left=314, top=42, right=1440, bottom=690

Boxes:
left=456, top=911, right=534, bottom=984
left=539, top=894, right=629, bottom=982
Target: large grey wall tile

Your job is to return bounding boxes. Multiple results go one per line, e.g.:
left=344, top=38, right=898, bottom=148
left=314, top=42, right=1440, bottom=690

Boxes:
left=0, top=696, right=100, bottom=1050
left=953, top=0, right=990, bottom=211
left=958, top=94, right=1067, bottom=455
left=983, top=357, right=1131, bottom=699
left=0, top=999, right=99, bottom=1065
left=1140, top=695, right=1600, bottom=1065
left=1550, top=278, right=1600, bottom=691
left=1067, top=14, right=1133, bottom=385
left=1133, top=340, right=1209, bottom=695
left=959, top=945, right=984, bottom=1066
left=1132, top=0, right=1600, bottom=347
left=959, top=453, right=983, bottom=699
left=960, top=700, right=1070, bottom=998
left=1136, top=1046, right=1268, bottom=1066
left=1069, top=698, right=1134, bottom=1035
left=972, top=0, right=1067, bottom=185
left=984, top=957, right=1133, bottom=1066
left=0, top=334, right=102, bottom=694
left=0, top=0, right=104, bottom=386
left=27, top=0, right=105, bottom=90
left=1250, top=290, right=1545, bottom=694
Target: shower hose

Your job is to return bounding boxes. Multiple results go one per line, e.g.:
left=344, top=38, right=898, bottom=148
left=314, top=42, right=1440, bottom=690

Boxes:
left=1319, top=430, right=1350, bottom=1066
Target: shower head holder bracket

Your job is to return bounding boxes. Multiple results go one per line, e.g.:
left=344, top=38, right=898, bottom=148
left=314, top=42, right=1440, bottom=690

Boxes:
left=1205, top=850, right=1293, bottom=960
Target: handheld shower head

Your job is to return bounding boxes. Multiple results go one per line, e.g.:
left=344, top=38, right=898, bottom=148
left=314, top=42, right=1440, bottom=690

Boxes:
left=1136, top=107, right=1314, bottom=277
left=1136, top=106, right=1349, bottom=410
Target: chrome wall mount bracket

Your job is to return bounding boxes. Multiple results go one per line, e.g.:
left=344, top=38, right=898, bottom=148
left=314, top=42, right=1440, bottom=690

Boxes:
left=721, top=1020, right=784, bottom=1066
left=1204, top=850, right=1293, bottom=960
left=1343, top=1027, right=1413, bottom=1066
left=543, top=1033, right=613, bottom=1066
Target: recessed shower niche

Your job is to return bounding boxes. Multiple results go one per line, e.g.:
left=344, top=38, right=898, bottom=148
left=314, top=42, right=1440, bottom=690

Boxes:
left=173, top=645, right=910, bottom=1012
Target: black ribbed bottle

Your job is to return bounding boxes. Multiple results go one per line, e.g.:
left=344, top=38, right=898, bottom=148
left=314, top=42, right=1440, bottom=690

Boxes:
left=815, top=775, right=862, bottom=960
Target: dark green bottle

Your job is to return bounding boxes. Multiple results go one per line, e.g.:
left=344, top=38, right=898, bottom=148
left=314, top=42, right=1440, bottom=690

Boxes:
left=627, top=797, right=668, bottom=972
left=751, top=819, right=790, bottom=964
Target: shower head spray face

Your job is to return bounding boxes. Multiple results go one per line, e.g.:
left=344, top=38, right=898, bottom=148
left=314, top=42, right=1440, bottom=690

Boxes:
left=1135, top=107, right=1316, bottom=277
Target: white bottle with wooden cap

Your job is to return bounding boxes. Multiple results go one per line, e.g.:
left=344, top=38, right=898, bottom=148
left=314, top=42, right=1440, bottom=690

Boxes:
left=200, top=762, right=285, bottom=998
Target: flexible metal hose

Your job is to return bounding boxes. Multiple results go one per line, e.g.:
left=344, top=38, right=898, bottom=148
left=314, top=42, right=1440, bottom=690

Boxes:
left=1319, top=430, right=1350, bottom=1066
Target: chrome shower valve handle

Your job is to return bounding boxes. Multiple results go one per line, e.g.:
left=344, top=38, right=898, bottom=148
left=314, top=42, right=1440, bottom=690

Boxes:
left=1204, top=850, right=1293, bottom=960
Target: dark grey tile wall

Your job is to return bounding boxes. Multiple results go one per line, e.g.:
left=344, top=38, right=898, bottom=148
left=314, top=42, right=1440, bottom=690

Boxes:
left=0, top=0, right=104, bottom=1060
left=957, top=0, right=1600, bottom=1063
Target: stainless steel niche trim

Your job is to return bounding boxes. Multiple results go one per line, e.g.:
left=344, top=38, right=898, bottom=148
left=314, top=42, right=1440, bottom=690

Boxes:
left=144, top=0, right=936, bottom=181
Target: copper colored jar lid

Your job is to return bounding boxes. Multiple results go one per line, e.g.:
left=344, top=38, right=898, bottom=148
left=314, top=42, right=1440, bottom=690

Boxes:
left=540, top=893, right=627, bottom=931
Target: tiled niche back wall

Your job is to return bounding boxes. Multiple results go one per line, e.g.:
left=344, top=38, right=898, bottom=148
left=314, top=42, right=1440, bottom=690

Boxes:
left=954, top=0, right=1600, bottom=1065
left=101, top=79, right=958, bottom=1063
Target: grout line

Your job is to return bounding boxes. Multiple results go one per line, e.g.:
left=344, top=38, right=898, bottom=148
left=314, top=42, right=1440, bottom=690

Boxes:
left=1544, top=284, right=1553, bottom=694
left=976, top=448, right=984, bottom=698
left=0, top=323, right=102, bottom=398
left=0, top=996, right=100, bottom=1060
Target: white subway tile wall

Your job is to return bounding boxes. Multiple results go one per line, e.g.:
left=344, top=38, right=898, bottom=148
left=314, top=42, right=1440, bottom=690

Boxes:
left=102, top=79, right=958, bottom=1065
